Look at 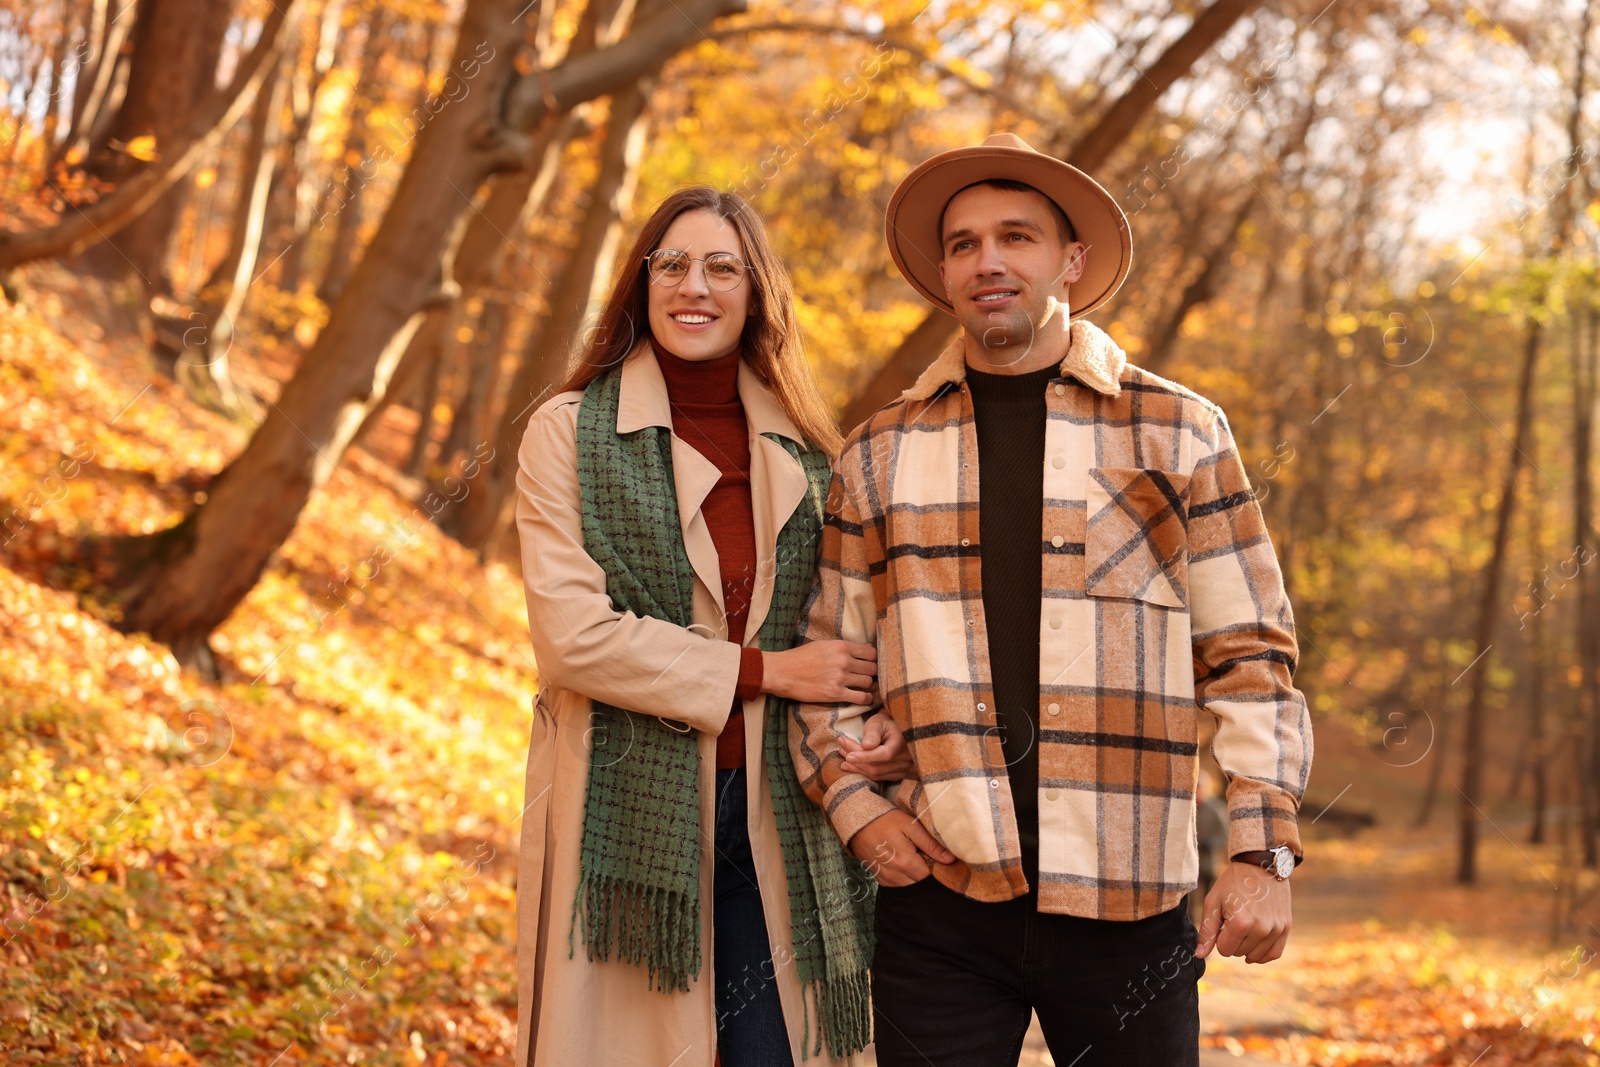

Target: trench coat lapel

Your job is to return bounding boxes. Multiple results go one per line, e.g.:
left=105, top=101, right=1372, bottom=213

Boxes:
left=614, top=345, right=820, bottom=642
left=616, top=344, right=726, bottom=621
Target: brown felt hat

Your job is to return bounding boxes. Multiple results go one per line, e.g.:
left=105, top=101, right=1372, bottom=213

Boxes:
left=885, top=132, right=1133, bottom=316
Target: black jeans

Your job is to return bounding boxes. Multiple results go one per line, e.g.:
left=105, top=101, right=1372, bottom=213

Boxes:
left=712, top=768, right=790, bottom=1067
left=871, top=876, right=1203, bottom=1067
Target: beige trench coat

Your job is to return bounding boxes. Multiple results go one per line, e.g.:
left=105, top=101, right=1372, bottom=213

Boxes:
left=513, top=344, right=865, bottom=1067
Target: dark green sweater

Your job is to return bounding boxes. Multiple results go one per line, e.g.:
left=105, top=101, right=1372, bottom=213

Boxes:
left=965, top=362, right=1056, bottom=885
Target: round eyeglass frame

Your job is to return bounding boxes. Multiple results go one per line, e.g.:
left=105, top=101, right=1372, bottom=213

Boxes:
left=644, top=249, right=749, bottom=292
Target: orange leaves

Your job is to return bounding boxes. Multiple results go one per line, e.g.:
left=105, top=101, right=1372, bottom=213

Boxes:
left=133, top=1042, right=201, bottom=1066
left=120, top=134, right=160, bottom=162
left=1201, top=930, right=1600, bottom=1066
left=1195, top=829, right=1600, bottom=1067
left=2, top=288, right=529, bottom=1062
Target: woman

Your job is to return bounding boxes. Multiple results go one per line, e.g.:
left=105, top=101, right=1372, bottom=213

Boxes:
left=513, top=186, right=908, bottom=1067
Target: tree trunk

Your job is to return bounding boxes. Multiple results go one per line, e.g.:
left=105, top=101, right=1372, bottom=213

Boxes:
left=1456, top=317, right=1541, bottom=884
left=171, top=49, right=289, bottom=419
left=77, top=0, right=235, bottom=292
left=261, top=0, right=342, bottom=294
left=109, top=0, right=745, bottom=669
left=405, top=344, right=447, bottom=478
left=350, top=108, right=585, bottom=452
left=840, top=0, right=1264, bottom=429
left=1141, top=190, right=1257, bottom=375
left=1514, top=413, right=1549, bottom=842
left=178, top=147, right=222, bottom=294
left=841, top=307, right=959, bottom=433
left=1577, top=299, right=1600, bottom=866
left=200, top=48, right=287, bottom=295
left=435, top=311, right=487, bottom=470
left=1527, top=581, right=1548, bottom=844
left=1414, top=698, right=1451, bottom=827
left=1444, top=0, right=1590, bottom=859
left=436, top=298, right=512, bottom=472
left=1066, top=0, right=1262, bottom=167
left=315, top=10, right=393, bottom=305
left=0, top=1, right=298, bottom=276
left=30, top=26, right=71, bottom=168
left=441, top=78, right=653, bottom=554
left=47, top=0, right=133, bottom=177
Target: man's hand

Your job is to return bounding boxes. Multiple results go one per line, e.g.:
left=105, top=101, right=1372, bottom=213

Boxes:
left=1195, top=860, right=1293, bottom=964
left=848, top=809, right=955, bottom=886
left=839, top=712, right=914, bottom=781
left=763, top=641, right=877, bottom=704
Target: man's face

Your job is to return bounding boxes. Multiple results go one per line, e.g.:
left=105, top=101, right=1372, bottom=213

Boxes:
left=937, top=185, right=1086, bottom=363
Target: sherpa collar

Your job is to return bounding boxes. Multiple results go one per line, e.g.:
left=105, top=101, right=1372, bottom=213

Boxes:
left=901, top=317, right=1128, bottom=403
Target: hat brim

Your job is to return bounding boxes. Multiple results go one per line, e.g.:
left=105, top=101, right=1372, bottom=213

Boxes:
left=885, top=145, right=1132, bottom=316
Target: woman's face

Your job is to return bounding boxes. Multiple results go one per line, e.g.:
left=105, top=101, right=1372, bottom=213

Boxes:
left=645, top=209, right=751, bottom=362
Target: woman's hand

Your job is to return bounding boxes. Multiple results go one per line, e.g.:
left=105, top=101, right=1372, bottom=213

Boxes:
left=762, top=641, right=877, bottom=704
left=840, top=712, right=914, bottom=781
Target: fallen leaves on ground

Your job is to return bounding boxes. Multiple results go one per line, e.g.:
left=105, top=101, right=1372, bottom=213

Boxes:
left=4, top=287, right=1599, bottom=1066
left=2, top=295, right=531, bottom=1064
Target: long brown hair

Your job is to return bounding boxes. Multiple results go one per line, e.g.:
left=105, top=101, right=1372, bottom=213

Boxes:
left=556, top=186, right=843, bottom=456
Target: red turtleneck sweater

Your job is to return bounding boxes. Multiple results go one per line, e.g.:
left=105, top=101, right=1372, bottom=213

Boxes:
left=655, top=345, right=763, bottom=769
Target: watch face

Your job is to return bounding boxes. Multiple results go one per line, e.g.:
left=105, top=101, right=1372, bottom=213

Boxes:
left=1273, top=849, right=1294, bottom=879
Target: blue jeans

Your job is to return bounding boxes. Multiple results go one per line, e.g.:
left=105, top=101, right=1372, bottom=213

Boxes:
left=713, top=768, right=790, bottom=1066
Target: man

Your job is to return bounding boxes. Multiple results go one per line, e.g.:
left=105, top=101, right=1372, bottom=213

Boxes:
left=788, top=133, right=1313, bottom=1066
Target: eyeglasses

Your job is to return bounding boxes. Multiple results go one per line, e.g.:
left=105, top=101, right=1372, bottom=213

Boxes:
left=644, top=249, right=749, bottom=291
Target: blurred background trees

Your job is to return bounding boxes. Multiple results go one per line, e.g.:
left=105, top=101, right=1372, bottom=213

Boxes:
left=3, top=0, right=1600, bottom=895
left=4, top=0, right=1600, bottom=1020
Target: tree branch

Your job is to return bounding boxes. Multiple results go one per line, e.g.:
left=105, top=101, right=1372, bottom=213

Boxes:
left=505, top=0, right=746, bottom=129
left=1067, top=0, right=1260, bottom=170
left=703, top=18, right=1049, bottom=124
left=0, top=1, right=304, bottom=273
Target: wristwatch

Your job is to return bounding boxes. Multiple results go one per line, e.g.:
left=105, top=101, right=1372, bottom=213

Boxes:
left=1231, top=845, right=1296, bottom=880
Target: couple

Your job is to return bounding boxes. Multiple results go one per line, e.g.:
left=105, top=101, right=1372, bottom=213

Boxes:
left=512, top=134, right=1314, bottom=1067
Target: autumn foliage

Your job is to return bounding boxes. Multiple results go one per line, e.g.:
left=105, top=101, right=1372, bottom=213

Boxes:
left=2, top=295, right=529, bottom=1062
left=5, top=0, right=1600, bottom=1062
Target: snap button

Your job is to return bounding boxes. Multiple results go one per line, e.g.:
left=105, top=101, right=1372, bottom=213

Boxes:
left=977, top=702, right=986, bottom=711
left=1054, top=384, right=1066, bottom=396
left=1047, top=702, right=1060, bottom=716
left=1049, top=617, right=1062, bottom=630
left=1051, top=534, right=1065, bottom=548
left=1051, top=456, right=1065, bottom=469
left=989, top=779, right=1000, bottom=789
left=960, top=537, right=970, bottom=546
left=1046, top=788, right=1060, bottom=801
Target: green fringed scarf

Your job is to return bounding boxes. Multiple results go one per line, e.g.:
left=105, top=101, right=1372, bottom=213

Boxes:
left=569, top=362, right=876, bottom=1060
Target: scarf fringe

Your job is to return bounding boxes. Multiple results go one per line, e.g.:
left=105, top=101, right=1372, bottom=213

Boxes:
left=573, top=369, right=873, bottom=1051
left=802, top=968, right=873, bottom=1060
left=569, top=870, right=700, bottom=993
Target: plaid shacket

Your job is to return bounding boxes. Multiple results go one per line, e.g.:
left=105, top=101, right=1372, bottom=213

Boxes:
left=788, top=318, right=1313, bottom=920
